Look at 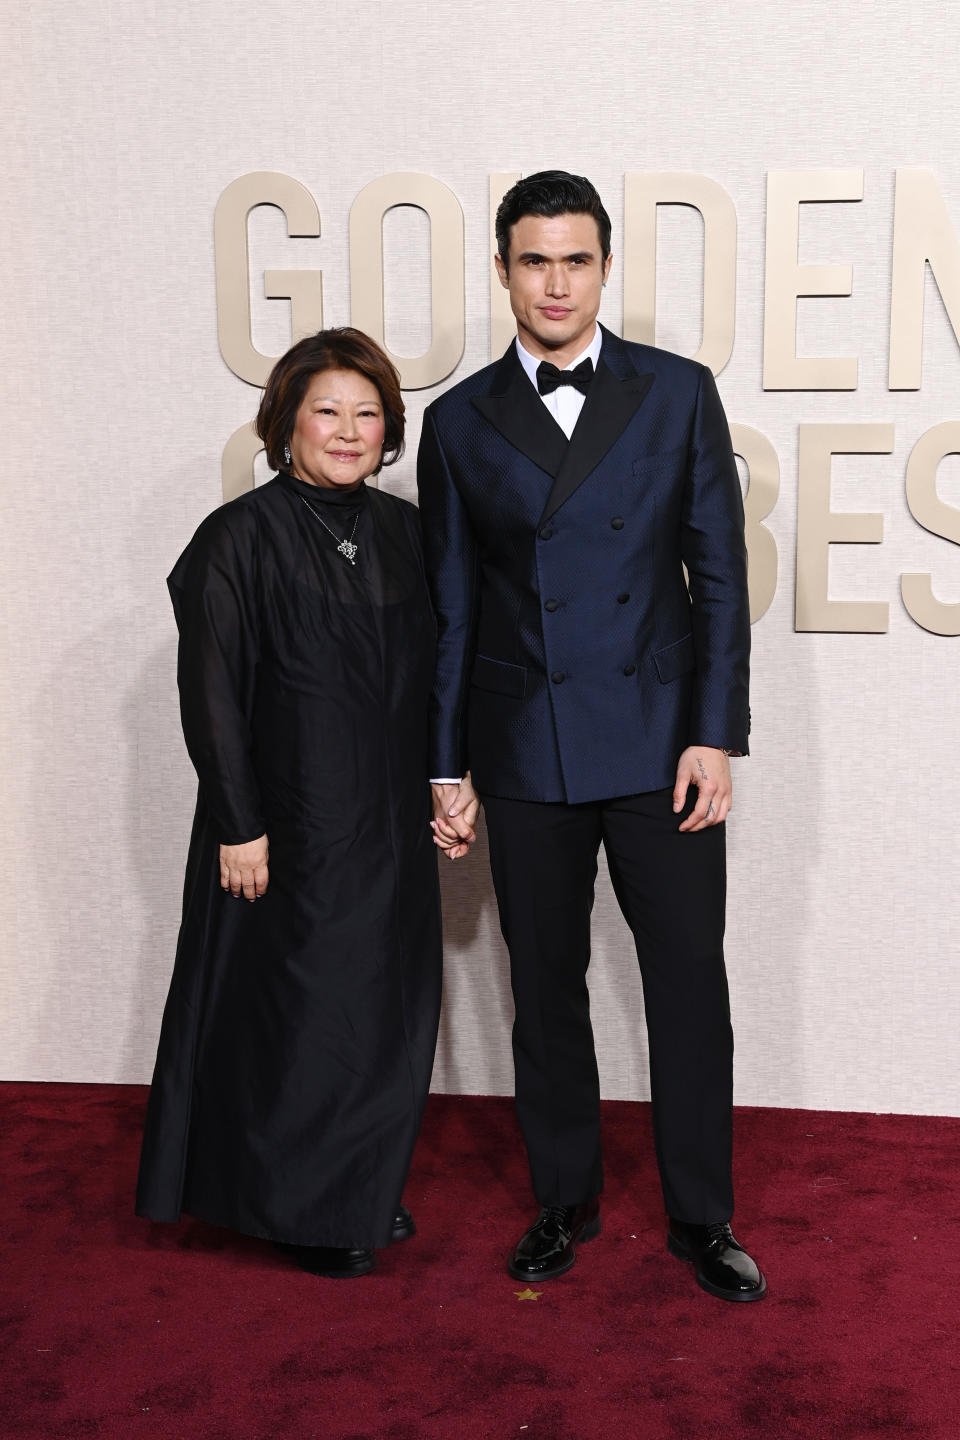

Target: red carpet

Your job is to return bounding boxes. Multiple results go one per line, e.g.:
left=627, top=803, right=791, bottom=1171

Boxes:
left=2, top=1085, right=959, bottom=1439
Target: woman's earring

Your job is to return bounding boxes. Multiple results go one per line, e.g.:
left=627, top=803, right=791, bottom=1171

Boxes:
left=283, top=442, right=291, bottom=465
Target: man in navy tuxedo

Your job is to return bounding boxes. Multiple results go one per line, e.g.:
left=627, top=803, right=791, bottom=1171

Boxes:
left=417, top=171, right=765, bottom=1301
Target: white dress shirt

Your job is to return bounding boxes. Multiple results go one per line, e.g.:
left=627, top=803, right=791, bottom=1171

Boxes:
left=514, top=324, right=603, bottom=439
left=430, top=326, right=603, bottom=784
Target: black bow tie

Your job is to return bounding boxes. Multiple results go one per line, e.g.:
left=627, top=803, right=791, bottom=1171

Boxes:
left=536, top=357, right=595, bottom=396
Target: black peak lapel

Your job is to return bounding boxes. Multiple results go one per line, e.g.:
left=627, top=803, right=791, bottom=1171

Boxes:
left=471, top=344, right=569, bottom=479
left=540, top=335, right=654, bottom=522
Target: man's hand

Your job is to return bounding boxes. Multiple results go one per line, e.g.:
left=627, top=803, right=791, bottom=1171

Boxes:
left=673, top=748, right=731, bottom=833
left=220, top=834, right=269, bottom=899
left=431, top=775, right=480, bottom=861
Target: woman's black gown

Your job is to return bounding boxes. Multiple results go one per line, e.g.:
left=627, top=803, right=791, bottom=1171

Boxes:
left=136, top=471, right=442, bottom=1250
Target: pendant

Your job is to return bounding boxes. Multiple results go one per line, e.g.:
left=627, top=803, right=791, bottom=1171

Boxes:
left=338, top=539, right=358, bottom=565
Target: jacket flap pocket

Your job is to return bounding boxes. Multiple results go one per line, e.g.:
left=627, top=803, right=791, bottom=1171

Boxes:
left=471, top=654, right=527, bottom=699
left=632, top=442, right=689, bottom=478
left=653, top=633, right=695, bottom=684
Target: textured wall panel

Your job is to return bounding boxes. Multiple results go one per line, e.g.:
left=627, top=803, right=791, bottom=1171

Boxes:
left=1, top=0, right=958, bottom=1114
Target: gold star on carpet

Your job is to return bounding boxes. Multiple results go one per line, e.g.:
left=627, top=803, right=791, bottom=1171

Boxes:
left=514, top=1287, right=542, bottom=1301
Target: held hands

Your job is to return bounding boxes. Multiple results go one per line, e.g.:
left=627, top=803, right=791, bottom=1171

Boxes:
left=220, top=834, right=269, bottom=900
left=431, top=774, right=480, bottom=861
left=673, top=747, right=732, bottom=833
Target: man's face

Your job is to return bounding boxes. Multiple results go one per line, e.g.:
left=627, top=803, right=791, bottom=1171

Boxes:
left=496, top=211, right=612, bottom=365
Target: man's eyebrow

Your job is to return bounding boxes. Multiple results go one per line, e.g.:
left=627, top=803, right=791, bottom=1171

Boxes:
left=516, top=250, right=596, bottom=263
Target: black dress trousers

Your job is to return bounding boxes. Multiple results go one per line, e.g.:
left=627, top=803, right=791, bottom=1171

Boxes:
left=482, top=784, right=734, bottom=1225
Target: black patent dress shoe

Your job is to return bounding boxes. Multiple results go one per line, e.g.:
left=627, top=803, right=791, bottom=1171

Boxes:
left=508, top=1199, right=601, bottom=1281
left=667, top=1219, right=766, bottom=1302
left=276, top=1243, right=376, bottom=1279
left=391, top=1205, right=416, bottom=1243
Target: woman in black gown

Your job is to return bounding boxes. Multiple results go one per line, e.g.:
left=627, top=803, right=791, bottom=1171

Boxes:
left=137, top=328, right=451, bottom=1278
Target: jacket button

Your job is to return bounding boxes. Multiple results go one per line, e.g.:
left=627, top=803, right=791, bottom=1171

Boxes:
left=611, top=517, right=624, bottom=530
left=623, top=663, right=636, bottom=676
left=617, top=592, right=630, bottom=604
left=539, top=525, right=554, bottom=540
left=544, top=599, right=559, bottom=613
left=551, top=671, right=566, bottom=684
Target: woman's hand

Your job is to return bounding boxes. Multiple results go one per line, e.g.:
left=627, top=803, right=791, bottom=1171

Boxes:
left=430, top=774, right=480, bottom=861
left=220, top=834, right=269, bottom=900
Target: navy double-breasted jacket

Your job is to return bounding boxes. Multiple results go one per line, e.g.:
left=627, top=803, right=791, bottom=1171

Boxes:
left=416, top=325, right=750, bottom=805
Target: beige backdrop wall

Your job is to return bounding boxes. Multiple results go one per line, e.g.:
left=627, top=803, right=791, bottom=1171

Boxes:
left=2, top=0, right=958, bottom=1114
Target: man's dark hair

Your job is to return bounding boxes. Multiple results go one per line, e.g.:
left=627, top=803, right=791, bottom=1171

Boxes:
left=495, top=170, right=612, bottom=271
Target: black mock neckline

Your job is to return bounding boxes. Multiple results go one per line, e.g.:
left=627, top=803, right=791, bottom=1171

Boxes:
left=278, top=470, right=369, bottom=508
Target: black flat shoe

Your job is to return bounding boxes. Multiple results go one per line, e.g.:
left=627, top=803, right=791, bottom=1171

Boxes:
left=667, top=1219, right=766, bottom=1302
left=508, top=1199, right=601, bottom=1281
left=277, top=1243, right=376, bottom=1279
left=391, top=1205, right=416, bottom=1243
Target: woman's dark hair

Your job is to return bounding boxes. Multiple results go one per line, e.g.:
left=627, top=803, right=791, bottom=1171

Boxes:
left=256, top=327, right=405, bottom=472
left=495, top=171, right=612, bottom=271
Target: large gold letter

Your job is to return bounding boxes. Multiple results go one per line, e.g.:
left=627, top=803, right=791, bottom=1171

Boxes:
left=729, top=424, right=779, bottom=623
left=623, top=173, right=737, bottom=375
left=901, top=422, right=960, bottom=635
left=796, top=423, right=893, bottom=632
left=221, top=421, right=262, bottom=503
left=763, top=170, right=863, bottom=390
left=490, top=172, right=522, bottom=360
left=214, top=172, right=322, bottom=387
left=889, top=169, right=960, bottom=390
left=349, top=173, right=465, bottom=389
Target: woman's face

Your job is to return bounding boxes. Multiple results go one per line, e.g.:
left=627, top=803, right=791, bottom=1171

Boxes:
left=288, top=368, right=386, bottom=490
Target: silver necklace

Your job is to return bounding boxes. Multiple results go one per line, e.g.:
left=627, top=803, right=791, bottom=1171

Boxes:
left=297, top=494, right=360, bottom=565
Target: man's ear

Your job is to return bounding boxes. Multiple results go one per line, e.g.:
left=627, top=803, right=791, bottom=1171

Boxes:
left=494, top=253, right=510, bottom=290
left=602, top=252, right=613, bottom=286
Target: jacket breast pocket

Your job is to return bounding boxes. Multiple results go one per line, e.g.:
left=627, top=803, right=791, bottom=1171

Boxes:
left=653, top=633, right=695, bottom=684
left=632, top=442, right=689, bottom=482
left=471, top=654, right=527, bottom=699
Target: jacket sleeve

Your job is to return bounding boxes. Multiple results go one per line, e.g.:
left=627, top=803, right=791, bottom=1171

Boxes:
left=166, top=505, right=266, bottom=844
left=680, top=366, right=751, bottom=754
left=416, top=404, right=479, bottom=779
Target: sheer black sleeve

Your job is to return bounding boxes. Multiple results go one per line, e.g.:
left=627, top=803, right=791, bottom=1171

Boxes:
left=167, top=503, right=265, bottom=845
